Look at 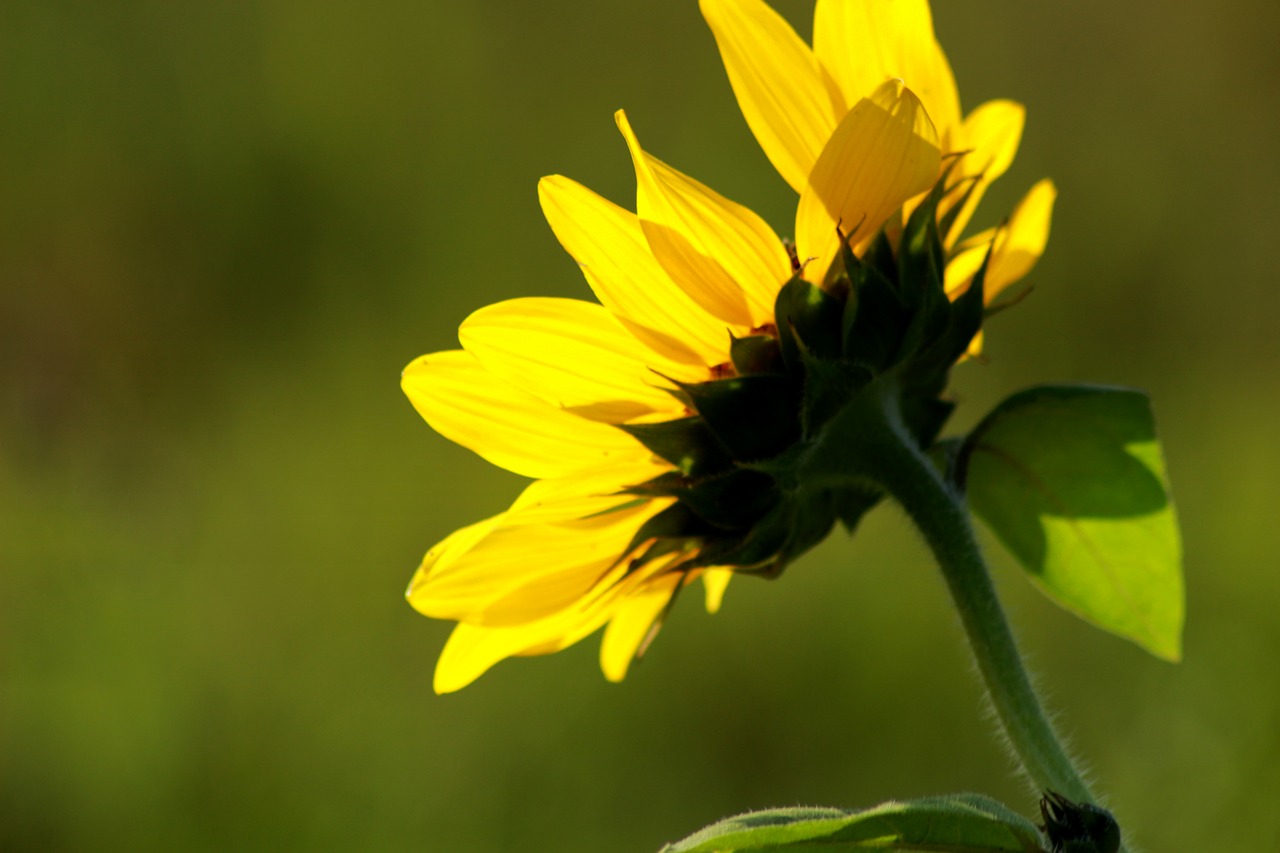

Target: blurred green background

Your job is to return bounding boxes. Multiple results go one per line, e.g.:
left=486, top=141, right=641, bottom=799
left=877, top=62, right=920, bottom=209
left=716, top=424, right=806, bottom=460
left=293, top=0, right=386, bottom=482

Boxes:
left=3, top=0, right=1278, bottom=850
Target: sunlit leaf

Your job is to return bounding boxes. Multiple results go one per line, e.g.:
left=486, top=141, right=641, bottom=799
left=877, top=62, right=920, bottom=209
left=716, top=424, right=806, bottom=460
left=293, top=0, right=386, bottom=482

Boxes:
left=961, top=385, right=1184, bottom=661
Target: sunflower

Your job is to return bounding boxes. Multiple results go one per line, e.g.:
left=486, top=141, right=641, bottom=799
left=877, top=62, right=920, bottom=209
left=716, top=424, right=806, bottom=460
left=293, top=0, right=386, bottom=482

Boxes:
left=404, top=1, right=1055, bottom=694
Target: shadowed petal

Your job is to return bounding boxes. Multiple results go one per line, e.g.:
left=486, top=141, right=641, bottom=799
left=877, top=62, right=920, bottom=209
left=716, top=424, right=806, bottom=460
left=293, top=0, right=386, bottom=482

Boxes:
left=943, top=99, right=1025, bottom=246
left=700, top=0, right=843, bottom=193
left=701, top=568, right=733, bottom=613
left=617, top=110, right=792, bottom=329
left=411, top=495, right=670, bottom=627
left=433, top=611, right=609, bottom=693
left=814, top=0, right=961, bottom=139
left=538, top=175, right=730, bottom=366
left=796, top=79, right=940, bottom=283
left=600, top=572, right=683, bottom=682
left=945, top=179, right=1057, bottom=301
left=459, top=297, right=696, bottom=423
left=402, top=350, right=645, bottom=479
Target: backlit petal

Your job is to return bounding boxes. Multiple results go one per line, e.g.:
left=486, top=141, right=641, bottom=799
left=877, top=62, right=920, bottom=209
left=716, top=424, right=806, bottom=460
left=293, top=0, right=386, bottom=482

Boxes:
left=405, top=513, right=503, bottom=604
left=701, top=568, right=733, bottom=613
left=945, top=179, right=1056, bottom=301
left=434, top=610, right=609, bottom=694
left=459, top=297, right=694, bottom=423
left=796, top=79, right=940, bottom=283
left=401, top=350, right=643, bottom=479
left=413, top=498, right=666, bottom=627
left=599, top=573, right=682, bottom=682
left=814, top=0, right=961, bottom=140
left=943, top=100, right=1025, bottom=246
left=617, top=110, right=792, bottom=329
left=538, top=175, right=729, bottom=367
left=700, top=0, right=842, bottom=193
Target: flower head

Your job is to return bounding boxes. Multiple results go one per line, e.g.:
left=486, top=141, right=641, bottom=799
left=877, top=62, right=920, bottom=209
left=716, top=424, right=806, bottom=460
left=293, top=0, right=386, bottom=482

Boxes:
left=404, top=1, right=1055, bottom=693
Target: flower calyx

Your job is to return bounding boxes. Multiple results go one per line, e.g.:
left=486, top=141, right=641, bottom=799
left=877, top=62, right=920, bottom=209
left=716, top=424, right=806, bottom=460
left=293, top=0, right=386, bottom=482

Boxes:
left=618, top=172, right=994, bottom=582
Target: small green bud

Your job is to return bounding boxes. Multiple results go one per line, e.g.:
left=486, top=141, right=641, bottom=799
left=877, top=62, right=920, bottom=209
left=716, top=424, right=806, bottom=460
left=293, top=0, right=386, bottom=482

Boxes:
left=1039, top=791, right=1121, bottom=853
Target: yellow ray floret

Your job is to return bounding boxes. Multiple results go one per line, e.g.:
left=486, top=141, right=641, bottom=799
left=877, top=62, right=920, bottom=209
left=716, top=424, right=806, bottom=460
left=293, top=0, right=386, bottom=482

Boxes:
left=703, top=0, right=1053, bottom=298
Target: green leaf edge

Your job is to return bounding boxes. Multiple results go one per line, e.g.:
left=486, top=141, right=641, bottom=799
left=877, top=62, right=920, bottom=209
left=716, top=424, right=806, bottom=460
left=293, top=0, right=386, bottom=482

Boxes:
left=658, top=793, right=1044, bottom=853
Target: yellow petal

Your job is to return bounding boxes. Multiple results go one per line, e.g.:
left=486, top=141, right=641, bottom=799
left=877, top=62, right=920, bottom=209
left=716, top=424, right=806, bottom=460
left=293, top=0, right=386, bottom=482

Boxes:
left=599, top=573, right=682, bottom=682
left=538, top=175, right=729, bottom=367
left=795, top=79, right=940, bottom=283
left=945, top=179, right=1057, bottom=301
left=507, top=457, right=672, bottom=520
left=459, top=297, right=693, bottom=423
left=701, top=568, right=733, bottom=614
left=414, top=498, right=664, bottom=627
left=430, top=527, right=684, bottom=693
left=943, top=100, right=1025, bottom=246
left=405, top=512, right=503, bottom=604
left=617, top=110, right=791, bottom=329
left=401, top=350, right=644, bottom=479
left=700, top=0, right=842, bottom=193
left=813, top=0, right=961, bottom=139
left=434, top=608, right=609, bottom=694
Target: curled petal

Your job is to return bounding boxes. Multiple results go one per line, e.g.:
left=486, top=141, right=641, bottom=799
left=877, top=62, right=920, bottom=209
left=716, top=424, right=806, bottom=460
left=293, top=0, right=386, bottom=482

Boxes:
left=538, top=175, right=729, bottom=366
left=796, top=79, right=940, bottom=283
left=617, top=110, right=792, bottom=329
left=700, top=0, right=843, bottom=193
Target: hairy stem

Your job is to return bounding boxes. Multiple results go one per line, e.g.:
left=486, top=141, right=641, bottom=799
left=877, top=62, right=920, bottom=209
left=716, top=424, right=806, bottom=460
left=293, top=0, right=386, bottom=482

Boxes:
left=808, top=379, right=1127, bottom=850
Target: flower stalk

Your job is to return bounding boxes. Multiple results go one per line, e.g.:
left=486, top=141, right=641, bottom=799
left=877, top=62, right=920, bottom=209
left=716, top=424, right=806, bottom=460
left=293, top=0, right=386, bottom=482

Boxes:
left=804, top=376, right=1130, bottom=851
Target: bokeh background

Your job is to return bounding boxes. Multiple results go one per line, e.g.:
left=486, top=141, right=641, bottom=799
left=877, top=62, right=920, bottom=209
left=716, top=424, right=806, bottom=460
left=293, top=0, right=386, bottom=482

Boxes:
left=4, top=0, right=1278, bottom=850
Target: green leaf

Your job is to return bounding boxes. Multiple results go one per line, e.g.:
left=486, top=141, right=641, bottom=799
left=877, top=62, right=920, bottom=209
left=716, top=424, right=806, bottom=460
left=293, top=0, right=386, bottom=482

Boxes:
left=658, top=794, right=1044, bottom=852
left=960, top=384, right=1184, bottom=661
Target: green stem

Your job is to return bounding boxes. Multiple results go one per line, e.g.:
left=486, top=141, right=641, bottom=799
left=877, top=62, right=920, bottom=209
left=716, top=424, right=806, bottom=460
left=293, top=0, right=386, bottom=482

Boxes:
left=808, top=379, right=1125, bottom=848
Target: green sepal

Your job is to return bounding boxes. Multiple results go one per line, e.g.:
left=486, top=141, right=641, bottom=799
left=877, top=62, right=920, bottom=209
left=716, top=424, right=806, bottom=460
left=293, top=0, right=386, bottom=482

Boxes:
left=905, top=240, right=989, bottom=384
left=658, top=793, right=1046, bottom=853
left=617, top=502, right=712, bottom=575
left=842, top=251, right=909, bottom=372
left=862, top=229, right=898, bottom=287
left=686, top=487, right=836, bottom=579
left=729, top=333, right=785, bottom=376
left=686, top=502, right=796, bottom=573
left=619, top=470, right=690, bottom=498
left=896, top=173, right=956, bottom=362
left=677, top=374, right=800, bottom=461
left=958, top=384, right=1185, bottom=661
left=898, top=168, right=951, bottom=310
left=774, top=276, right=844, bottom=373
left=799, top=355, right=873, bottom=439
left=936, top=165, right=981, bottom=245
left=619, top=416, right=732, bottom=478
left=833, top=486, right=882, bottom=534
left=676, top=468, right=779, bottom=531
